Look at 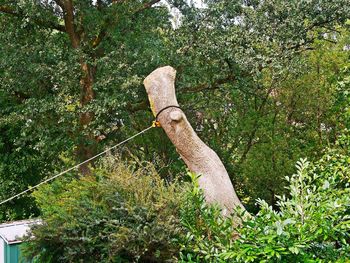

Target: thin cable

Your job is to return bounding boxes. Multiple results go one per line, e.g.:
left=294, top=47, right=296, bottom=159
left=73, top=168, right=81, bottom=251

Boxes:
left=0, top=125, right=154, bottom=206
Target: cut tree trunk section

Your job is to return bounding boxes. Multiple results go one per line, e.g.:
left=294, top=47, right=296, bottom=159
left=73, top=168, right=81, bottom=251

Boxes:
left=144, top=66, right=244, bottom=215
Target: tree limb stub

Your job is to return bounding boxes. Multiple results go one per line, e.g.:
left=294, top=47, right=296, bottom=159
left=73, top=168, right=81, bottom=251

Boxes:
left=144, top=66, right=244, bottom=215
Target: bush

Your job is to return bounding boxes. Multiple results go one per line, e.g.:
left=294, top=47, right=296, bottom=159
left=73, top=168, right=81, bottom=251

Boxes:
left=22, top=134, right=350, bottom=262
left=22, top=157, right=186, bottom=262
left=180, top=158, right=350, bottom=262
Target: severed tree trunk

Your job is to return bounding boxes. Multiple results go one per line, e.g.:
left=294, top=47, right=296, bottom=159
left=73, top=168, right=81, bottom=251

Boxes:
left=144, top=66, right=244, bottom=215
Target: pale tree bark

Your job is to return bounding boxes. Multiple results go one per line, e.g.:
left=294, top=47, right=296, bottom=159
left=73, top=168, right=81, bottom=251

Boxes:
left=144, top=66, right=244, bottom=215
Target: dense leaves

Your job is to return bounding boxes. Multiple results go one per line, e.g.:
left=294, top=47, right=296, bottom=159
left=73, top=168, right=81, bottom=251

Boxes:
left=23, top=143, right=350, bottom=262
left=180, top=157, right=350, bottom=262
left=0, top=2, right=350, bottom=261
left=0, top=0, right=188, bottom=220
left=1, top=0, right=350, bottom=219
left=22, top=158, right=185, bottom=262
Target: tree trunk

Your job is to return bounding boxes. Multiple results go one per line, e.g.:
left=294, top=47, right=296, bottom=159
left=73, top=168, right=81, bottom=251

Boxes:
left=59, top=0, right=97, bottom=175
left=143, top=66, right=244, bottom=215
left=77, top=62, right=97, bottom=175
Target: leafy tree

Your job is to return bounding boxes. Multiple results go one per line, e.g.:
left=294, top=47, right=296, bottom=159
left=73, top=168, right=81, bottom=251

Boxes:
left=1, top=0, right=350, bottom=220
left=0, top=0, right=190, bottom=220
left=167, top=1, right=350, bottom=209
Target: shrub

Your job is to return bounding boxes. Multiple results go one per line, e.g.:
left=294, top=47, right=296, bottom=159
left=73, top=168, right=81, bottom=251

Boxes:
left=180, top=158, right=350, bottom=262
left=22, top=134, right=350, bottom=262
left=22, top=157, right=186, bottom=262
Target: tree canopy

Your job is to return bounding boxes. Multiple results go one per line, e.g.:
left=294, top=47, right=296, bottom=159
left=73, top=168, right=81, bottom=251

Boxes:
left=0, top=0, right=349, bottom=220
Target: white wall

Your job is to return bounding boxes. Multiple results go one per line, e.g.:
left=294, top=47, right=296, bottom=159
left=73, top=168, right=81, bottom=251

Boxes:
left=0, top=237, right=4, bottom=263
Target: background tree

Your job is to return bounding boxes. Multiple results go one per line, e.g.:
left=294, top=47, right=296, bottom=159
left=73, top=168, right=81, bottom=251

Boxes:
left=164, top=0, right=350, bottom=210
left=0, top=0, right=349, bottom=220
left=0, top=0, right=191, bottom=220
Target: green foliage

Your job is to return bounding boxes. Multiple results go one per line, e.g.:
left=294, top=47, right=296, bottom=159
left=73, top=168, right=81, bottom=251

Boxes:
left=170, top=1, right=350, bottom=210
left=0, top=0, right=190, bottom=220
left=0, top=1, right=349, bottom=261
left=315, top=131, right=350, bottom=187
left=1, top=0, right=349, bottom=219
left=234, top=38, right=349, bottom=210
left=334, top=65, right=350, bottom=129
left=180, top=158, right=350, bottom=262
left=22, top=158, right=186, bottom=262
left=179, top=172, right=238, bottom=262
left=21, top=135, right=350, bottom=262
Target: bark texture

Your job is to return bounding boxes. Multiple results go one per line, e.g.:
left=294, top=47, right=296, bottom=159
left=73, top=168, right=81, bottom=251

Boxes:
left=55, top=0, right=97, bottom=175
left=144, top=66, right=244, bottom=215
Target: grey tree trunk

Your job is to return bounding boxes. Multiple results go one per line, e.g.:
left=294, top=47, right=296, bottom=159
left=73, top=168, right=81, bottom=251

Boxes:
left=144, top=66, right=244, bottom=215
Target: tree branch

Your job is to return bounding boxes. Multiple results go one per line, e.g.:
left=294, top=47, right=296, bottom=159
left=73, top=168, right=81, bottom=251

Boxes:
left=135, top=0, right=161, bottom=14
left=60, top=0, right=80, bottom=48
left=92, top=0, right=161, bottom=48
left=92, top=22, right=110, bottom=48
left=0, top=5, right=66, bottom=32
left=126, top=100, right=149, bottom=113
left=91, top=0, right=127, bottom=48
left=35, top=19, right=66, bottom=32
left=0, top=5, right=17, bottom=15
left=182, top=76, right=236, bottom=93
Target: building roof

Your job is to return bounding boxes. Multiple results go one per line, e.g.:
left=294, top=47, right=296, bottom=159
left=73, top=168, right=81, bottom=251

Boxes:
left=0, top=219, right=41, bottom=245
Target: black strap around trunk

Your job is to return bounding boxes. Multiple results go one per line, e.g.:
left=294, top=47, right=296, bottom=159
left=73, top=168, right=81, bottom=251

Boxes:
left=155, top=105, right=182, bottom=121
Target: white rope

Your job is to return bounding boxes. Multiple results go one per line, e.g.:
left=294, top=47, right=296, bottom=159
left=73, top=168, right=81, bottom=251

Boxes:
left=0, top=125, right=154, bottom=206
